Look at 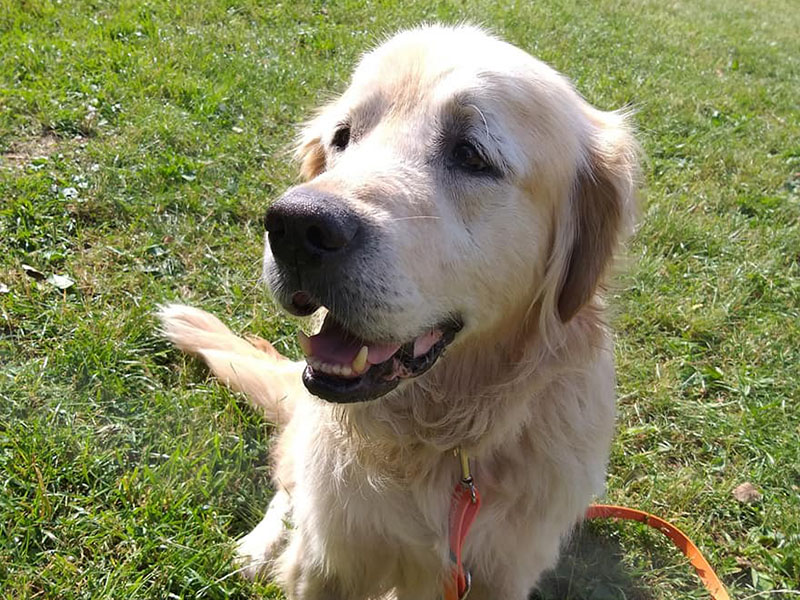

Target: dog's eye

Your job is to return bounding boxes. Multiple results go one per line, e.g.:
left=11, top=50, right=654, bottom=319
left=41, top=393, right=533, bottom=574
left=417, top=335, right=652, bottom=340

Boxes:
left=332, top=126, right=351, bottom=151
left=452, top=141, right=489, bottom=173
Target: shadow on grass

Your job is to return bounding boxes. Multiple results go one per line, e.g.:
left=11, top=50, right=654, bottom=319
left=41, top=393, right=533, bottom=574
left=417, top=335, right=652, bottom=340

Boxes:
left=530, top=524, right=654, bottom=600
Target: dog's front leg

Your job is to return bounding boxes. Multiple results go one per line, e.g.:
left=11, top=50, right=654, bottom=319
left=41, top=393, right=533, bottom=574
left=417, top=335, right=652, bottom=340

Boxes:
left=236, top=489, right=292, bottom=580
left=277, top=534, right=352, bottom=600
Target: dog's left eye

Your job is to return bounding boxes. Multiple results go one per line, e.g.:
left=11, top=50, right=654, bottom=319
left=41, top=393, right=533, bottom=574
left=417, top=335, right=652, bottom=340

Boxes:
left=452, top=141, right=489, bottom=173
left=332, top=126, right=351, bottom=151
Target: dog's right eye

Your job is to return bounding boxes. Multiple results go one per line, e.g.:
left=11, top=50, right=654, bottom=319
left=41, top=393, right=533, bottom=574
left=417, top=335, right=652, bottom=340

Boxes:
left=452, top=141, right=490, bottom=174
left=332, top=126, right=351, bottom=151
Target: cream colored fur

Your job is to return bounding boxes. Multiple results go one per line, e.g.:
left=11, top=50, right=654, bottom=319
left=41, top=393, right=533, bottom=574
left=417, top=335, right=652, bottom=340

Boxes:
left=158, top=24, right=638, bottom=600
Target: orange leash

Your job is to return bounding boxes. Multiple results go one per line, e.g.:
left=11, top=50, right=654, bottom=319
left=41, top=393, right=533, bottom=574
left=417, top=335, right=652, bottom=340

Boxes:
left=443, top=477, right=481, bottom=600
left=442, top=451, right=729, bottom=600
left=443, top=448, right=482, bottom=600
left=586, top=504, right=730, bottom=600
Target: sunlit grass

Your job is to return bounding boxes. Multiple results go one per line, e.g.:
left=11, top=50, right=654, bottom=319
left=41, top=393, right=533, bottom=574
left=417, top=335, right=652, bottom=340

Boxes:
left=1, top=1, right=798, bottom=598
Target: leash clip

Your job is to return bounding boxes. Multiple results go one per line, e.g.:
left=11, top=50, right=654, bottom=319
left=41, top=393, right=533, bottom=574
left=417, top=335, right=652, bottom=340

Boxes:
left=462, top=476, right=477, bottom=505
left=458, top=447, right=477, bottom=504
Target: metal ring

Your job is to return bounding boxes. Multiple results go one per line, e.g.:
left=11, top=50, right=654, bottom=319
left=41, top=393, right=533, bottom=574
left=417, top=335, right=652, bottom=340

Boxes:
left=460, top=569, right=472, bottom=600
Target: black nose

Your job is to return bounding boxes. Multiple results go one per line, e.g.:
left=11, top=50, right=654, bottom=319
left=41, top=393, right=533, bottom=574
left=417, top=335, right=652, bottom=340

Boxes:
left=265, top=188, right=360, bottom=266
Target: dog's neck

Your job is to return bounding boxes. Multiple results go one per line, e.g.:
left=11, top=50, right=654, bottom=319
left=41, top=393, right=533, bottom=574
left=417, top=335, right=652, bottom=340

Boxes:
left=339, top=300, right=607, bottom=468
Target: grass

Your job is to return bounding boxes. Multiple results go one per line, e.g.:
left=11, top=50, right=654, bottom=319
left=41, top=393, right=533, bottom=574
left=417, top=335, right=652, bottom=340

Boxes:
left=1, top=0, right=798, bottom=598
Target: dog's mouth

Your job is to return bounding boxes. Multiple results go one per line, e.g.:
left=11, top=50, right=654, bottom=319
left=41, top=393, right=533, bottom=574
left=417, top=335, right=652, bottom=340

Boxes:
left=290, top=292, right=461, bottom=404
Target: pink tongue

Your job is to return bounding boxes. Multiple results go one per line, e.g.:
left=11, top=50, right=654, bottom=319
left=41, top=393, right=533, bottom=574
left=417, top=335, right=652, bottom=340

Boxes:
left=308, top=317, right=401, bottom=366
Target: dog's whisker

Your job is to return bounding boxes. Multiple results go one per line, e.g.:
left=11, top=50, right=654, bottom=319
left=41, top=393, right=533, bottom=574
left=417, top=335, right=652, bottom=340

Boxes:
left=387, top=216, right=441, bottom=222
left=466, top=103, right=491, bottom=138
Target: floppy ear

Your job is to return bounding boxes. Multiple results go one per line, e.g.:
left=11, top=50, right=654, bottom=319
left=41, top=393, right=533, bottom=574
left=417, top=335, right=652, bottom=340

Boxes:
left=294, top=128, right=326, bottom=181
left=557, top=112, right=638, bottom=322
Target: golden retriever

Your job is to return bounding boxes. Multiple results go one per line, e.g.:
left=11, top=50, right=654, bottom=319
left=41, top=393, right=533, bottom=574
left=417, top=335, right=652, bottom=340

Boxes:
left=158, top=24, right=638, bottom=600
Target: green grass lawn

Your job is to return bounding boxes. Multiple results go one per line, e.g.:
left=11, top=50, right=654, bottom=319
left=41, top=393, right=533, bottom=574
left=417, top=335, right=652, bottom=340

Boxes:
left=1, top=1, right=798, bottom=598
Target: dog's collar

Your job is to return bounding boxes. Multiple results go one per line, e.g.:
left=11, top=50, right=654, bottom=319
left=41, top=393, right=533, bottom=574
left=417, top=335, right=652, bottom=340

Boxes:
left=443, top=448, right=481, bottom=600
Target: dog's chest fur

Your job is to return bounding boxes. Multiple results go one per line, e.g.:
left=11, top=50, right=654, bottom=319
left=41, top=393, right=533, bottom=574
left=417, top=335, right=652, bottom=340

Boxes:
left=277, top=320, right=617, bottom=598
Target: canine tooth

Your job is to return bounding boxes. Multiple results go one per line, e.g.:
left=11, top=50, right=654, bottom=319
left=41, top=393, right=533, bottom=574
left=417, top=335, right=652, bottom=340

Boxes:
left=352, top=346, right=368, bottom=373
left=297, top=331, right=311, bottom=356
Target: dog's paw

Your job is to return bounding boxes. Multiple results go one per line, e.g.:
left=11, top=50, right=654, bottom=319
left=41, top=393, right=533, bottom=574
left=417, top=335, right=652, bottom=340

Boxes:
left=235, top=530, right=272, bottom=580
left=156, top=303, right=232, bottom=348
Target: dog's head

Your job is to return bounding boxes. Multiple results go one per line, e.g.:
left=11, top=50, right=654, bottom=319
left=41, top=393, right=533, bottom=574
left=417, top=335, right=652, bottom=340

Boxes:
left=263, top=25, right=638, bottom=403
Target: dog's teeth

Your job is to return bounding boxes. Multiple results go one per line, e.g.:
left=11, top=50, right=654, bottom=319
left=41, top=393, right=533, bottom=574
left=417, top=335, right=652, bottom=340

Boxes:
left=352, top=346, right=368, bottom=374
left=307, top=357, right=356, bottom=378
left=297, top=331, right=312, bottom=356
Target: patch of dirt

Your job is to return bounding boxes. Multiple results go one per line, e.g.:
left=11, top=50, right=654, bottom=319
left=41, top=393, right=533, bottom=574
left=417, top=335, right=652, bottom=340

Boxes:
left=1, top=135, right=60, bottom=168
left=732, top=481, right=763, bottom=504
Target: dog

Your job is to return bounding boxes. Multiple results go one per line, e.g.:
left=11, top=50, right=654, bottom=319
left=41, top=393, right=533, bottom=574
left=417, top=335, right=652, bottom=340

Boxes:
left=158, top=24, right=638, bottom=600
